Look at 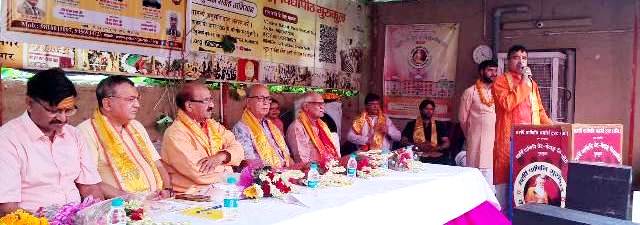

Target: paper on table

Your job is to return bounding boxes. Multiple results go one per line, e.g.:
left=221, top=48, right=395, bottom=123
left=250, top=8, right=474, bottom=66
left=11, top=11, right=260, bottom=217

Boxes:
left=283, top=194, right=310, bottom=208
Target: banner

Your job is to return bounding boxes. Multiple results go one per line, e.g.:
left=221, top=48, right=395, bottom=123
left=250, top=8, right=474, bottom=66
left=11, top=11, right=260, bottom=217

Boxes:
left=0, top=41, right=23, bottom=68
left=7, top=0, right=186, bottom=49
left=382, top=23, right=458, bottom=119
left=511, top=125, right=570, bottom=211
left=2, top=0, right=368, bottom=91
left=570, top=124, right=623, bottom=164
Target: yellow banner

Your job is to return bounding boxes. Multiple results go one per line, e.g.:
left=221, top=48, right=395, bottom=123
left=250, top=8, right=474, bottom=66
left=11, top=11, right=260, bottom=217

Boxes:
left=0, top=41, right=24, bottom=68
left=8, top=0, right=186, bottom=49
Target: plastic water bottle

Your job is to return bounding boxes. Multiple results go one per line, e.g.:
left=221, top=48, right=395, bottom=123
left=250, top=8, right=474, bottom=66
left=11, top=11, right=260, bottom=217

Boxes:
left=107, top=198, right=127, bottom=225
left=381, top=149, right=390, bottom=170
left=347, top=153, right=357, bottom=178
left=307, top=162, right=320, bottom=188
left=223, top=176, right=239, bottom=220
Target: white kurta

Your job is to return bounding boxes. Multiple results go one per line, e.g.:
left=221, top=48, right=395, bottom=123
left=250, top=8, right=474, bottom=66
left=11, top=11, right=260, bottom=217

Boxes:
left=459, top=84, right=496, bottom=170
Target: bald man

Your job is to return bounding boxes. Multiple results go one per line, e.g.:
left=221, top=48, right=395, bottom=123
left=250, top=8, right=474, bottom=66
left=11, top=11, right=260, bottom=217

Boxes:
left=232, top=85, right=292, bottom=169
left=160, top=82, right=244, bottom=194
left=286, top=93, right=340, bottom=166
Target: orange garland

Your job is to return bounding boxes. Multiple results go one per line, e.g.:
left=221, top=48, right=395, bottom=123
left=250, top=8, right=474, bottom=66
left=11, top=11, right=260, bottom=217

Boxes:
left=475, top=79, right=494, bottom=107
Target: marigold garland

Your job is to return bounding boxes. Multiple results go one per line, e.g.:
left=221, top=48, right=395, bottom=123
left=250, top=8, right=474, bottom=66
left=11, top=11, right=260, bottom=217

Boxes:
left=475, top=79, right=494, bottom=107
left=0, top=210, right=49, bottom=225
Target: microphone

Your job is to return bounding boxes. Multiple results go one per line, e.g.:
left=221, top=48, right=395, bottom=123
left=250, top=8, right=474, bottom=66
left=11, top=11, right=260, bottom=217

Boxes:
left=521, top=65, right=533, bottom=80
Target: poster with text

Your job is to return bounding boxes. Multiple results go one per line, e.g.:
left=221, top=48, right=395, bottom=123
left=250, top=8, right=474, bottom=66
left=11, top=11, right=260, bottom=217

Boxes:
left=511, top=125, right=570, bottom=211
left=383, top=23, right=458, bottom=119
left=8, top=0, right=186, bottom=49
left=571, top=124, right=623, bottom=164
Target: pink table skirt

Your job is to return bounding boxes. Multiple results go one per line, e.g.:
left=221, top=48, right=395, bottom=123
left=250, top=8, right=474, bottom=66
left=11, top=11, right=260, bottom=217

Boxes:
left=445, top=201, right=511, bottom=225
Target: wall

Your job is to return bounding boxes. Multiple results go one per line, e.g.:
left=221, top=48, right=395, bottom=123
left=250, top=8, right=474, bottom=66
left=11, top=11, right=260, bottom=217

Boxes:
left=373, top=0, right=638, bottom=177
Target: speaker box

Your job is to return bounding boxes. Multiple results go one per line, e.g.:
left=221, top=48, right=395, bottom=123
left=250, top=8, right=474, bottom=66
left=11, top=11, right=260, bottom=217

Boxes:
left=514, top=204, right=636, bottom=225
left=566, top=161, right=632, bottom=220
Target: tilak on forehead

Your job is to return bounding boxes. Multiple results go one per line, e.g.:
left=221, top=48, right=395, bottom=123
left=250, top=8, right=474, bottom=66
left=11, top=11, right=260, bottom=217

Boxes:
left=56, top=96, right=76, bottom=109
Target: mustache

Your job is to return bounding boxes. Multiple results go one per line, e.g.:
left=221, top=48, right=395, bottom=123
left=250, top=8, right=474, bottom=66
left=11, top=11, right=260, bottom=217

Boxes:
left=50, top=120, right=65, bottom=125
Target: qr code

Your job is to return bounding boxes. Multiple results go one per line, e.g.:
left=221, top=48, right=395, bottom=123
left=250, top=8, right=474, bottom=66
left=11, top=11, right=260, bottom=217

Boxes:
left=319, top=24, right=337, bottom=63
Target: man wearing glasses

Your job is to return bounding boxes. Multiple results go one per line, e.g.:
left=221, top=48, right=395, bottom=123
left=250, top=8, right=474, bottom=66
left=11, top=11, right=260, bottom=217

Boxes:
left=77, top=76, right=172, bottom=199
left=0, top=68, right=103, bottom=215
left=286, top=92, right=340, bottom=167
left=160, top=82, right=243, bottom=194
left=232, top=84, right=292, bottom=169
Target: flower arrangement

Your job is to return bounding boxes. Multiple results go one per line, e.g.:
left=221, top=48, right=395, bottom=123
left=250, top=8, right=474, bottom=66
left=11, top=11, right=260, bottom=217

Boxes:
left=316, top=160, right=352, bottom=187
left=389, top=147, right=415, bottom=171
left=0, top=210, right=48, bottom=225
left=122, top=199, right=189, bottom=225
left=36, top=196, right=100, bottom=225
left=238, top=164, right=305, bottom=200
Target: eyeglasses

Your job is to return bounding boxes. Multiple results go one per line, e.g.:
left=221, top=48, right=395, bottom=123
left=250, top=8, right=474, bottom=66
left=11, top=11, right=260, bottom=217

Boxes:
left=35, top=100, right=78, bottom=117
left=247, top=96, right=272, bottom=103
left=305, top=101, right=325, bottom=106
left=189, top=97, right=215, bottom=105
left=108, top=96, right=140, bottom=104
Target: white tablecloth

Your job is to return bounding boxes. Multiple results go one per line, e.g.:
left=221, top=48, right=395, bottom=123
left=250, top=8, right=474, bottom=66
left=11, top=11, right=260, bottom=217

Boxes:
left=153, top=164, right=498, bottom=225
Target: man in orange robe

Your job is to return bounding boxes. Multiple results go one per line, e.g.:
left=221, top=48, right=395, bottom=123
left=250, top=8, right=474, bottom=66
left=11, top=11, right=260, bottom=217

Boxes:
left=492, top=45, right=552, bottom=204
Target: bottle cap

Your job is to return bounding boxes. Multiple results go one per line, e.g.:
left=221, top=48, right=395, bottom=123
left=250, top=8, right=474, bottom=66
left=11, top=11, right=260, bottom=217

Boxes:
left=111, top=198, right=124, bottom=207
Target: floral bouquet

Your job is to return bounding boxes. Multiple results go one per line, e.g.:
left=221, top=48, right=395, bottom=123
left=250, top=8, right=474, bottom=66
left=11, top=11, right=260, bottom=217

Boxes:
left=315, top=160, right=352, bottom=187
left=75, top=195, right=188, bottom=225
left=238, top=163, right=305, bottom=200
left=389, top=146, right=415, bottom=171
left=0, top=209, right=49, bottom=225
left=36, top=196, right=100, bottom=225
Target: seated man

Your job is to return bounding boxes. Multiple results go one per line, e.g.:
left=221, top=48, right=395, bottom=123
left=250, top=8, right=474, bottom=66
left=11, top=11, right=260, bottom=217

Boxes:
left=347, top=93, right=401, bottom=151
left=78, top=76, right=172, bottom=199
left=0, top=68, right=103, bottom=215
left=233, top=84, right=292, bottom=169
left=286, top=92, right=340, bottom=166
left=401, top=99, right=451, bottom=165
left=161, top=82, right=244, bottom=194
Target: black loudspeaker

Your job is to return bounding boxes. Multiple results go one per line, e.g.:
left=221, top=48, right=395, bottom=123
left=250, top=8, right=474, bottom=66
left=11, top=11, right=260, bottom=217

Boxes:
left=514, top=204, right=636, bottom=225
left=566, top=161, right=632, bottom=220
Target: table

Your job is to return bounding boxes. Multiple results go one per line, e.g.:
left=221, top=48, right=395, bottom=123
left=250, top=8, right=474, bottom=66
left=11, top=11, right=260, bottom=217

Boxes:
left=153, top=163, right=499, bottom=225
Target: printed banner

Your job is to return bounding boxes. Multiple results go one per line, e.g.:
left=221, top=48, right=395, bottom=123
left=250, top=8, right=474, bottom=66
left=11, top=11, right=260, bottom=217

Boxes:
left=382, top=23, right=459, bottom=119
left=3, top=0, right=368, bottom=91
left=0, top=41, right=24, bottom=68
left=511, top=125, right=570, bottom=210
left=570, top=124, right=623, bottom=164
left=7, top=0, right=186, bottom=49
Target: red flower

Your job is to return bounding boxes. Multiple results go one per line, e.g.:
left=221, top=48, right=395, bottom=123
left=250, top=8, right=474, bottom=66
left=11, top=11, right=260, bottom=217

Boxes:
left=275, top=179, right=291, bottom=193
left=129, top=209, right=144, bottom=221
left=267, top=171, right=275, bottom=181
left=357, top=156, right=370, bottom=170
left=261, top=182, right=272, bottom=197
left=360, top=145, right=369, bottom=151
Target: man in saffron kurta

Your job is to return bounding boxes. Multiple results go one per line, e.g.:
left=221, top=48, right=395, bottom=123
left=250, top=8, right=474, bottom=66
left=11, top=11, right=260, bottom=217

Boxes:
left=347, top=93, right=401, bottom=151
left=493, top=45, right=552, bottom=188
left=286, top=92, right=340, bottom=166
left=78, top=76, right=172, bottom=199
left=0, top=68, right=103, bottom=215
left=161, top=82, right=244, bottom=194
left=459, top=60, right=498, bottom=184
left=233, top=84, right=292, bottom=169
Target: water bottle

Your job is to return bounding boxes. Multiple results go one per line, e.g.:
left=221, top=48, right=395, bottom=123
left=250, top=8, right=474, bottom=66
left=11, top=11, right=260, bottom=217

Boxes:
left=307, top=162, right=320, bottom=188
left=223, top=176, right=239, bottom=220
left=381, top=149, right=390, bottom=170
left=107, top=198, right=127, bottom=225
left=347, top=153, right=357, bottom=178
